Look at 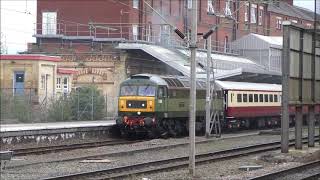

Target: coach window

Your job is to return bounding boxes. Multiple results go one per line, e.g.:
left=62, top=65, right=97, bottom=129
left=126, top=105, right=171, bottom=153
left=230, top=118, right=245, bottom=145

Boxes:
left=259, top=94, right=263, bottom=102
left=274, top=94, right=278, bottom=102
left=243, top=94, right=248, bottom=102
left=249, top=94, right=253, bottom=102
left=254, top=94, right=258, bottom=102
left=264, top=94, right=268, bottom=102
left=237, top=94, right=242, bottom=102
left=280, top=95, right=282, bottom=103
left=269, top=94, right=273, bottom=102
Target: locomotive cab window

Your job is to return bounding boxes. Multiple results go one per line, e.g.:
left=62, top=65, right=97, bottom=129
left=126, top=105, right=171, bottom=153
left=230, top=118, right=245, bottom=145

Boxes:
left=237, top=94, right=242, bottom=102
left=120, top=85, right=156, bottom=96
left=138, top=86, right=156, bottom=96
left=243, top=94, right=248, bottom=102
left=120, top=85, right=137, bottom=96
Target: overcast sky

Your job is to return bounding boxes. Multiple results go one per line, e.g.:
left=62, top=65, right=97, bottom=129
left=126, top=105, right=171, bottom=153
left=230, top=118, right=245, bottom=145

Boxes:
left=0, top=0, right=317, bottom=54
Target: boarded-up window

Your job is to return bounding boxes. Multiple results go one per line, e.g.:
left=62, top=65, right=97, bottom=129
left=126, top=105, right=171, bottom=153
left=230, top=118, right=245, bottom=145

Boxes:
left=188, top=0, right=192, bottom=9
left=208, top=0, right=214, bottom=14
left=276, top=17, right=282, bottom=29
left=42, top=12, right=57, bottom=35
left=133, top=0, right=139, bottom=9
left=258, top=6, right=263, bottom=25
left=132, top=25, right=138, bottom=40
left=225, top=0, right=232, bottom=16
left=250, top=4, right=257, bottom=23
left=245, top=2, right=249, bottom=22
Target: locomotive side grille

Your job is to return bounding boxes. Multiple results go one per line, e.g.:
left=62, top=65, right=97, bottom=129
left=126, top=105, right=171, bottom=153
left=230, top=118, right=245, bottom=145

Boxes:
left=126, top=100, right=147, bottom=109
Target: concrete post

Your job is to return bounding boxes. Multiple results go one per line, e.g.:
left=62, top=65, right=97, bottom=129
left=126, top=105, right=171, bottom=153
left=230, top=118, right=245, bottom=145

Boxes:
left=281, top=23, right=290, bottom=153
left=308, top=107, right=315, bottom=147
left=295, top=107, right=303, bottom=150
left=205, top=36, right=211, bottom=138
left=189, top=0, right=197, bottom=176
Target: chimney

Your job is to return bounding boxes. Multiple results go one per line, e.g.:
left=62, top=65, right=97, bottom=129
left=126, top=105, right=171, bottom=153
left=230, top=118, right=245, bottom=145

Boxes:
left=283, top=0, right=293, bottom=6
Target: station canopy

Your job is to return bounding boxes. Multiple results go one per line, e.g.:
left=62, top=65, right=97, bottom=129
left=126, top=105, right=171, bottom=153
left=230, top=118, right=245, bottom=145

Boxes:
left=117, top=43, right=281, bottom=84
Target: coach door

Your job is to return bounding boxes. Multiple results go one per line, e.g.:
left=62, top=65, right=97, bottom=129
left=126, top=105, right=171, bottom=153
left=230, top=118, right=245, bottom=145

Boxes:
left=158, top=86, right=168, bottom=118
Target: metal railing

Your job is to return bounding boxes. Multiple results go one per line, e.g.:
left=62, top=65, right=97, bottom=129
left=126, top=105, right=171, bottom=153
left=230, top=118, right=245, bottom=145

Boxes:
left=34, top=22, right=237, bottom=54
left=0, top=87, right=117, bottom=124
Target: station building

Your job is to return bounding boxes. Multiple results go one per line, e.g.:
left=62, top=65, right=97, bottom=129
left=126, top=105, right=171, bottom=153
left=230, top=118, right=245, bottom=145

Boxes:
left=25, top=0, right=318, bottom=115
left=0, top=55, right=75, bottom=104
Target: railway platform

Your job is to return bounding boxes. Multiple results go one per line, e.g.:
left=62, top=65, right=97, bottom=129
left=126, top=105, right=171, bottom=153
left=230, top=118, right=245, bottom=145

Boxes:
left=0, top=120, right=117, bottom=149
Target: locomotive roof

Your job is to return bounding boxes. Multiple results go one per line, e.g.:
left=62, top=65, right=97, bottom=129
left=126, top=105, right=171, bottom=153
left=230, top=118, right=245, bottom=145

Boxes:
left=216, top=80, right=282, bottom=92
left=129, top=74, right=168, bottom=86
left=130, top=74, right=207, bottom=89
left=129, top=74, right=281, bottom=91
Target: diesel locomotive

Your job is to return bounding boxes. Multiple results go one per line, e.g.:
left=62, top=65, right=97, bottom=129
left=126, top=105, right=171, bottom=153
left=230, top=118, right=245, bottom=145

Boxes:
left=116, top=74, right=282, bottom=138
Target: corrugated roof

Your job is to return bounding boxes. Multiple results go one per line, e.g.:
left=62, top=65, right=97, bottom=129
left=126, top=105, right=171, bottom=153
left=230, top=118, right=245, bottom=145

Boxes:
left=178, top=49, right=272, bottom=75
left=117, top=43, right=280, bottom=82
left=251, top=34, right=283, bottom=47
left=216, top=80, right=282, bottom=92
left=117, top=43, right=204, bottom=77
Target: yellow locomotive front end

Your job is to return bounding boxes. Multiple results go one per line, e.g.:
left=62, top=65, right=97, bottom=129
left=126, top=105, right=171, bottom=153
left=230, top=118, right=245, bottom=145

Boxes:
left=116, top=78, right=158, bottom=137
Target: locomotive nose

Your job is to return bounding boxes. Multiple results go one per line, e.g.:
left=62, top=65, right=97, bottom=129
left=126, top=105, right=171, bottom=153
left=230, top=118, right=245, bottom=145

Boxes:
left=118, top=96, right=155, bottom=112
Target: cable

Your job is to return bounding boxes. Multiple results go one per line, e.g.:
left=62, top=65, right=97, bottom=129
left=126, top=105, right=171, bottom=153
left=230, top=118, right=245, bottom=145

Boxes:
left=0, top=8, right=33, bottom=15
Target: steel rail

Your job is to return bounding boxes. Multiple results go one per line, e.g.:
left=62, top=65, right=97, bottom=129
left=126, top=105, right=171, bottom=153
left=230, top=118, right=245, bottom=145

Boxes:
left=7, top=131, right=261, bottom=169
left=41, top=136, right=319, bottom=180
left=249, top=160, right=320, bottom=180
left=10, top=139, right=142, bottom=156
left=301, top=172, right=320, bottom=180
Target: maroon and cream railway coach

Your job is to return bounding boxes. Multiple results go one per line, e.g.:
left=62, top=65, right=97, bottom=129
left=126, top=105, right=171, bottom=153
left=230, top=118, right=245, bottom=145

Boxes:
left=216, top=81, right=283, bottom=128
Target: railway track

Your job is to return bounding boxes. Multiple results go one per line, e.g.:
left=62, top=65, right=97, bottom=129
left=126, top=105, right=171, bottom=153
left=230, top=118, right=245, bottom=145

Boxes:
left=11, top=139, right=143, bottom=156
left=42, top=137, right=319, bottom=180
left=249, top=160, right=320, bottom=180
left=7, top=129, right=261, bottom=157
left=7, top=131, right=262, bottom=169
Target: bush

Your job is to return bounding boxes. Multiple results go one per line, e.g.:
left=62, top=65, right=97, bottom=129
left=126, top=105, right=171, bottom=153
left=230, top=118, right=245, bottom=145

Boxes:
left=0, top=91, right=33, bottom=123
left=70, top=85, right=105, bottom=121
left=47, top=96, right=73, bottom=122
left=11, top=97, right=33, bottom=123
left=47, top=85, right=105, bottom=121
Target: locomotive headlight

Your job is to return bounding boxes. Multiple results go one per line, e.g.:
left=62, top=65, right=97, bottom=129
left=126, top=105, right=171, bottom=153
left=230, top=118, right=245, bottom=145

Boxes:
left=142, top=103, right=145, bottom=107
left=137, top=111, right=141, bottom=115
